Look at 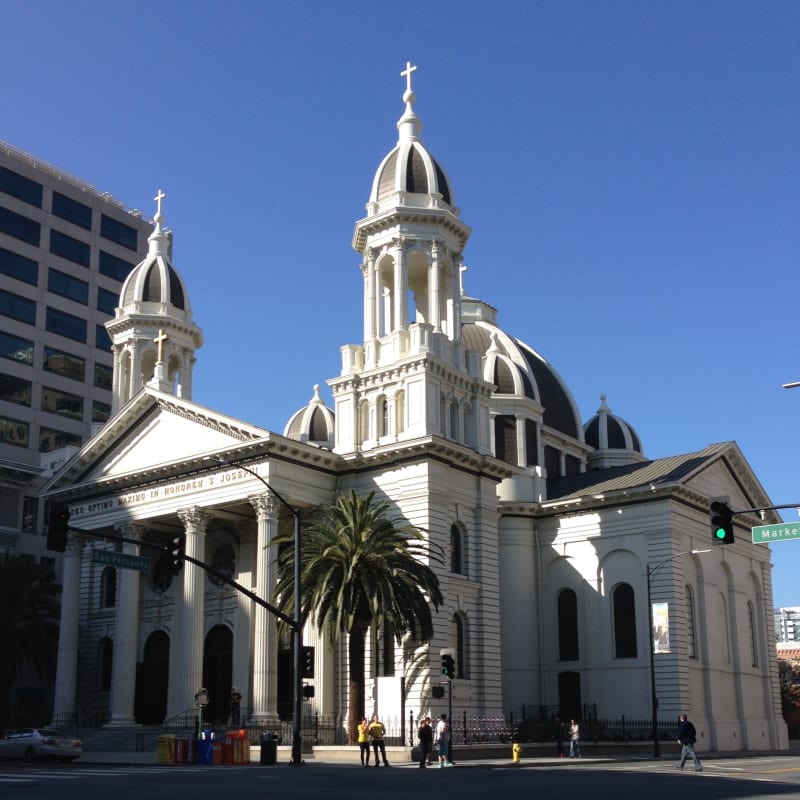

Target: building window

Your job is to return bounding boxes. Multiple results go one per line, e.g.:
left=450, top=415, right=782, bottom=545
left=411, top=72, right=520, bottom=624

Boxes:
left=100, top=566, right=117, bottom=609
left=52, top=191, right=92, bottom=230
left=748, top=601, right=758, bottom=667
left=0, top=167, right=43, bottom=207
left=48, top=268, right=89, bottom=305
left=39, top=426, right=82, bottom=452
left=96, top=324, right=111, bottom=351
left=0, top=373, right=32, bottom=406
left=0, top=414, right=29, bottom=447
left=494, top=415, right=517, bottom=465
left=100, top=214, right=138, bottom=251
left=45, top=307, right=87, bottom=343
left=42, top=385, right=83, bottom=421
left=50, top=229, right=90, bottom=268
left=558, top=588, right=579, bottom=661
left=0, top=206, right=40, bottom=246
left=0, top=289, right=37, bottom=326
left=686, top=585, right=697, bottom=659
left=0, top=246, right=38, bottom=285
left=0, top=331, right=34, bottom=365
left=99, top=637, right=113, bottom=691
left=94, top=362, right=112, bottom=390
left=92, top=400, right=111, bottom=424
left=450, top=523, right=464, bottom=574
left=44, top=346, right=85, bottom=382
left=99, top=250, right=135, bottom=281
left=22, top=496, right=37, bottom=532
left=612, top=583, right=637, bottom=658
left=208, top=544, right=236, bottom=587
left=97, top=287, right=118, bottom=315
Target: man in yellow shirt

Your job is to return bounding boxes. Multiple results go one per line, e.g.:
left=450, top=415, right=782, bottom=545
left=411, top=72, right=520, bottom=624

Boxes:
left=368, top=713, right=390, bottom=767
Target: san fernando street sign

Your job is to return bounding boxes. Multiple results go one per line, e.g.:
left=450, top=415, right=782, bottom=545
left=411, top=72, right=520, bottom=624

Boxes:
left=92, top=549, right=150, bottom=571
left=751, top=522, right=800, bottom=544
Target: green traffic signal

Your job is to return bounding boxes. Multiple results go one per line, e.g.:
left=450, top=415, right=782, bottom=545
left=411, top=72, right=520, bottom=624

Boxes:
left=710, top=500, right=734, bottom=545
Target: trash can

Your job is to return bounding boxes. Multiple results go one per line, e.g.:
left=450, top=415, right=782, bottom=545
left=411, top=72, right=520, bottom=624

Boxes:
left=260, top=731, right=277, bottom=765
left=197, top=737, right=214, bottom=764
left=157, top=734, right=176, bottom=764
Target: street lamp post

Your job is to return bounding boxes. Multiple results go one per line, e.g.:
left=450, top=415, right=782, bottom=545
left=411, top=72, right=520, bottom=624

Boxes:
left=646, top=549, right=710, bottom=758
left=209, top=456, right=304, bottom=766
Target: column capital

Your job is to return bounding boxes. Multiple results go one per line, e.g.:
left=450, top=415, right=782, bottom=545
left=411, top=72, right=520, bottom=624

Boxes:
left=249, top=493, right=279, bottom=522
left=177, top=506, right=210, bottom=533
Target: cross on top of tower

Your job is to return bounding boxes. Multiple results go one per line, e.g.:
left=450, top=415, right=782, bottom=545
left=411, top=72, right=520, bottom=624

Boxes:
left=154, top=189, right=166, bottom=218
left=401, top=61, right=417, bottom=94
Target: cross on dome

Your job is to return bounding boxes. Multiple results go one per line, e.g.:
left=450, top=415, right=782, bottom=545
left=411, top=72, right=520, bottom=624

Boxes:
left=401, top=61, right=417, bottom=93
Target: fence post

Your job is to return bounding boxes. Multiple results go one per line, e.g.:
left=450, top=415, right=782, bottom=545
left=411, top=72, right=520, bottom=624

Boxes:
left=462, top=710, right=467, bottom=745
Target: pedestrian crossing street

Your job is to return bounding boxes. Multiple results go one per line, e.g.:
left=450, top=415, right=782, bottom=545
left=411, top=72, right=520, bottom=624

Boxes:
left=0, top=765, right=232, bottom=784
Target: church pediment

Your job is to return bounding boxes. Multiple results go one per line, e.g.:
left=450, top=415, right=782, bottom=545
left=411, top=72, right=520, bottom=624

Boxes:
left=42, top=387, right=269, bottom=493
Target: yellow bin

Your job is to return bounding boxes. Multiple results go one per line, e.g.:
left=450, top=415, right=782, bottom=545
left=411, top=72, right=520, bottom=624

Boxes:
left=157, top=734, right=176, bottom=764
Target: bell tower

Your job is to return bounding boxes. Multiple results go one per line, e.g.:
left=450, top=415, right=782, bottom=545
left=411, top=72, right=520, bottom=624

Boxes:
left=330, top=64, right=494, bottom=456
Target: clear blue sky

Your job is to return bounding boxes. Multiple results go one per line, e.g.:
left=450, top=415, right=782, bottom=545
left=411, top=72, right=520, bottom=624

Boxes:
left=3, top=1, right=799, bottom=605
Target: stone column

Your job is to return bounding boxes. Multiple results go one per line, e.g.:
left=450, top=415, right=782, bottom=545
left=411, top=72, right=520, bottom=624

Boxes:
left=106, top=525, right=144, bottom=726
left=249, top=494, right=280, bottom=724
left=429, top=240, right=441, bottom=331
left=394, top=240, right=407, bottom=332
left=128, top=339, right=141, bottom=401
left=51, top=534, right=82, bottom=724
left=172, top=507, right=208, bottom=716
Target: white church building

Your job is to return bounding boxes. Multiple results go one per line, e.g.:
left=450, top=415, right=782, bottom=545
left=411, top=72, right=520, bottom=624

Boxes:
left=42, top=66, right=787, bottom=752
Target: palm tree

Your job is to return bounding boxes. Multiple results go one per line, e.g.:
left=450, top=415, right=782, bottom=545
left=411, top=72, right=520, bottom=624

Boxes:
left=0, top=554, right=61, bottom=729
left=272, top=490, right=443, bottom=743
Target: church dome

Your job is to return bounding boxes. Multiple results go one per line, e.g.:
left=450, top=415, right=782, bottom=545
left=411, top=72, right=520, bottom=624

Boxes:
left=284, top=385, right=335, bottom=448
left=460, top=298, right=584, bottom=442
left=118, top=195, right=193, bottom=314
left=367, top=63, right=456, bottom=213
left=584, top=395, right=645, bottom=469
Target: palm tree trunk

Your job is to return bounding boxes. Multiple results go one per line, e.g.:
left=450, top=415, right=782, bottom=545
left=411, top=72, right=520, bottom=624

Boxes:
left=348, top=626, right=367, bottom=744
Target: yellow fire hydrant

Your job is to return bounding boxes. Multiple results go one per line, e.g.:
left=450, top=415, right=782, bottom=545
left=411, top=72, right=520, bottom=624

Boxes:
left=512, top=741, right=521, bottom=764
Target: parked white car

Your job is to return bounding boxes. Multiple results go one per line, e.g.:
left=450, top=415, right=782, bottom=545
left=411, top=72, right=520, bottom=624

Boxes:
left=0, top=728, right=81, bottom=762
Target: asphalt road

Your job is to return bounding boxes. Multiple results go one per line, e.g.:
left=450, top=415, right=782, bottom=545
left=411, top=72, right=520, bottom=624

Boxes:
left=3, top=756, right=800, bottom=800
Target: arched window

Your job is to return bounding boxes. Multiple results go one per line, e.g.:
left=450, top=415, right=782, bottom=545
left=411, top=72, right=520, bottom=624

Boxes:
left=748, top=601, right=758, bottom=667
left=558, top=589, right=579, bottom=661
left=685, top=584, right=697, bottom=659
left=100, top=566, right=117, bottom=609
left=208, top=543, right=236, bottom=587
left=99, top=636, right=113, bottom=691
left=449, top=400, right=458, bottom=441
left=613, top=583, right=637, bottom=658
left=395, top=390, right=405, bottom=434
left=377, top=396, right=388, bottom=438
left=450, top=524, right=464, bottom=575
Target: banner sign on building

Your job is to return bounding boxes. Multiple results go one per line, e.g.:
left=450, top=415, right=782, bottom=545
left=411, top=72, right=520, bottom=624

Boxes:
left=652, top=601, right=670, bottom=654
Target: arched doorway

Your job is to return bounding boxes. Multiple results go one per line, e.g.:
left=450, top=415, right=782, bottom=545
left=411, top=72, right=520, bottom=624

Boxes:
left=135, top=631, right=169, bottom=724
left=203, top=625, right=233, bottom=725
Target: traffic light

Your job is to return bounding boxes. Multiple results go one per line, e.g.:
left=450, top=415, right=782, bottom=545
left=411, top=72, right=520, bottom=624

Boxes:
left=46, top=503, right=70, bottom=552
left=301, top=645, right=315, bottom=678
left=170, top=534, right=186, bottom=574
left=710, top=500, right=734, bottom=545
left=441, top=652, right=455, bottom=680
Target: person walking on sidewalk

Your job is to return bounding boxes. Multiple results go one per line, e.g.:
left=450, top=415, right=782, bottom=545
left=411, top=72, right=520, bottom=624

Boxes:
left=417, top=716, right=433, bottom=768
left=676, top=713, right=702, bottom=771
left=369, top=713, right=390, bottom=767
left=569, top=719, right=582, bottom=758
left=436, top=713, right=452, bottom=767
left=357, top=717, right=371, bottom=766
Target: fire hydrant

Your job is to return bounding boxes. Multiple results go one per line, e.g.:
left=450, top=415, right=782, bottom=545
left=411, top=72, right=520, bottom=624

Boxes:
left=512, top=741, right=521, bottom=764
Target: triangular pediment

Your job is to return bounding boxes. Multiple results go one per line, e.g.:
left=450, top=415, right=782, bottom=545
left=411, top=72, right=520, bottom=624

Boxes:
left=42, top=387, right=270, bottom=493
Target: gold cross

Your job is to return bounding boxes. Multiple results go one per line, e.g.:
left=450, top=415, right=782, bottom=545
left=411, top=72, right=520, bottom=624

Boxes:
left=154, top=329, right=168, bottom=362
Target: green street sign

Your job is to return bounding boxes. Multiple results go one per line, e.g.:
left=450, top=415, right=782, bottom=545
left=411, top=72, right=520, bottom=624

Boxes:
left=92, top=549, right=150, bottom=571
left=751, top=522, right=800, bottom=544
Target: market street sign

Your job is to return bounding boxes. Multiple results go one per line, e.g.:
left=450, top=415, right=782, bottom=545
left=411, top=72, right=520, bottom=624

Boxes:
left=92, top=549, right=150, bottom=571
left=751, top=522, right=800, bottom=544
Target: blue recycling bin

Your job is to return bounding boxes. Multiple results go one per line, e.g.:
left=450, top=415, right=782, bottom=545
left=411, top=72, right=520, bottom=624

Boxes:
left=197, top=737, right=214, bottom=764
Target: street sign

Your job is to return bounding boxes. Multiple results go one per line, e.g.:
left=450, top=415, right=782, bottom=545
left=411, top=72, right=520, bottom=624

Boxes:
left=92, top=549, right=150, bottom=571
left=751, top=522, right=800, bottom=544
